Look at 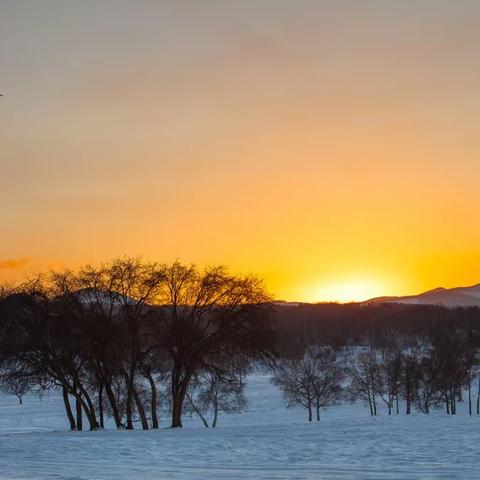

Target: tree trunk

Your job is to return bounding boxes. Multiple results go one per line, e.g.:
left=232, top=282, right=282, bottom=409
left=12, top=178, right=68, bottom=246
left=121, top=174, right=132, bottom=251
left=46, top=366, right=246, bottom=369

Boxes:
left=199, top=412, right=210, bottom=428
left=212, top=402, right=219, bottom=428
left=17, top=395, right=23, bottom=405
left=468, top=373, right=472, bottom=416
left=445, top=393, right=450, bottom=414
left=171, top=393, right=184, bottom=427
left=476, top=377, right=480, bottom=415
left=104, top=381, right=122, bottom=428
left=307, top=403, right=312, bottom=422
left=367, top=391, right=374, bottom=416
left=405, top=370, right=411, bottom=414
left=80, top=388, right=99, bottom=430
left=132, top=387, right=149, bottom=430
left=370, top=382, right=377, bottom=416
left=316, top=401, right=320, bottom=421
left=125, top=371, right=134, bottom=430
left=82, top=402, right=98, bottom=430
left=72, top=382, right=99, bottom=431
left=171, top=367, right=191, bottom=428
left=98, top=384, right=104, bottom=428
left=76, top=396, right=83, bottom=431
left=75, top=392, right=98, bottom=431
left=147, top=372, right=159, bottom=429
left=186, top=392, right=209, bottom=428
left=62, top=388, right=76, bottom=431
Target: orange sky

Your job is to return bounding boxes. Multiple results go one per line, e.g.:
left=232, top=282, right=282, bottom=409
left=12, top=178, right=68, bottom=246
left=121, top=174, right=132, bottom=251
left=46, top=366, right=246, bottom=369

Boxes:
left=1, top=1, right=480, bottom=302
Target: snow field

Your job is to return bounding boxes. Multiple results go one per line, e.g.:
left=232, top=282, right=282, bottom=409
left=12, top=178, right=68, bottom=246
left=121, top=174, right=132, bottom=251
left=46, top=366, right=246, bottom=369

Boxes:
left=0, top=375, right=478, bottom=479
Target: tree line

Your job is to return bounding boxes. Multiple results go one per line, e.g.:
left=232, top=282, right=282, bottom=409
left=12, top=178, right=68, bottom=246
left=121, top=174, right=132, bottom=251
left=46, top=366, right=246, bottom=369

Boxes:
left=273, top=328, right=480, bottom=420
left=272, top=301, right=480, bottom=353
left=0, top=258, right=274, bottom=430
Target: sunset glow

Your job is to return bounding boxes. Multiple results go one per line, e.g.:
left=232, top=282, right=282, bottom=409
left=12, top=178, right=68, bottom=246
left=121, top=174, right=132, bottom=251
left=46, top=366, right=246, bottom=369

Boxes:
left=2, top=1, right=480, bottom=302
left=306, top=279, right=390, bottom=304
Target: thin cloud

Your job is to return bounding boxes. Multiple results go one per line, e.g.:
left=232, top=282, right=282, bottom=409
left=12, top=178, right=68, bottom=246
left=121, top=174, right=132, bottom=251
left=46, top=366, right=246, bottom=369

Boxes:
left=0, top=258, right=31, bottom=270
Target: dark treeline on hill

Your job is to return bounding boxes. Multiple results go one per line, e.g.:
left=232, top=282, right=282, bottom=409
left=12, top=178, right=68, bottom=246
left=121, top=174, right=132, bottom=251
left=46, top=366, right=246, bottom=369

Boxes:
left=1, top=258, right=480, bottom=430
left=272, top=302, right=480, bottom=353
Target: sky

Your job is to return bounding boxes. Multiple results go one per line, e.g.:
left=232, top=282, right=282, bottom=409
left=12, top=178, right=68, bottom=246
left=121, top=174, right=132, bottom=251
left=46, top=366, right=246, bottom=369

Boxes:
left=1, top=0, right=480, bottom=302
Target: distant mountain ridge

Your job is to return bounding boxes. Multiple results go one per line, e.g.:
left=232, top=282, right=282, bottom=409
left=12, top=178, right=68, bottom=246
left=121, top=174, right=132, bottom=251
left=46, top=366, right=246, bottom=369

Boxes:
left=367, top=283, right=480, bottom=307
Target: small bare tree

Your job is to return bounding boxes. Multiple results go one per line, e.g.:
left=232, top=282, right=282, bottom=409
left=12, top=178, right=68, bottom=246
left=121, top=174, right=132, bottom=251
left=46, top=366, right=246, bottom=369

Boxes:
left=0, top=364, right=30, bottom=404
left=346, top=346, right=381, bottom=416
left=378, top=338, right=402, bottom=415
left=186, top=370, right=247, bottom=427
left=400, top=338, right=421, bottom=415
left=272, top=347, right=343, bottom=421
left=415, top=355, right=443, bottom=414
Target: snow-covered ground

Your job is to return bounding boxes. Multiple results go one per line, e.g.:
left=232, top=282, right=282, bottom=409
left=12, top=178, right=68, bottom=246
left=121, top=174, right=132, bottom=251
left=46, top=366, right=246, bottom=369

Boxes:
left=0, top=375, right=478, bottom=479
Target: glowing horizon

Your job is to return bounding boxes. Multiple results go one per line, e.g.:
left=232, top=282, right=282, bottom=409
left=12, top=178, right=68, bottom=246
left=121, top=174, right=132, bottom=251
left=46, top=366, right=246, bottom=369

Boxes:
left=2, top=1, right=480, bottom=303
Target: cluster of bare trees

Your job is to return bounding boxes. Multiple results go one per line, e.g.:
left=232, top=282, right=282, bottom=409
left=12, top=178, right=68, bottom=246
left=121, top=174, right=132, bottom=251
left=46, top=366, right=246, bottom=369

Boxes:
left=273, top=330, right=480, bottom=420
left=347, top=331, right=479, bottom=416
left=0, top=258, right=274, bottom=431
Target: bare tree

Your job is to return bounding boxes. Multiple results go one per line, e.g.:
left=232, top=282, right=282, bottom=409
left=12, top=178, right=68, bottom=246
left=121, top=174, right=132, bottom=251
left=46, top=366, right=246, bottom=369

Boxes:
left=399, top=338, right=421, bottom=415
left=72, top=259, right=165, bottom=430
left=378, top=343, right=402, bottom=415
left=0, top=363, right=30, bottom=404
left=414, top=355, right=442, bottom=414
left=186, top=370, right=247, bottom=427
left=157, top=263, right=273, bottom=427
left=273, top=347, right=343, bottom=421
left=0, top=287, right=100, bottom=430
left=428, top=329, right=470, bottom=415
left=347, top=345, right=381, bottom=416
